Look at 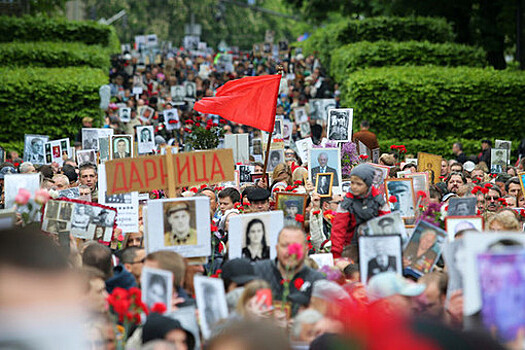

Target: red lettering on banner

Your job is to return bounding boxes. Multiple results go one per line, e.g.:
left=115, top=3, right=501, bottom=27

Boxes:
left=176, top=156, right=191, bottom=183
left=192, top=155, right=209, bottom=183
left=159, top=158, right=167, bottom=186
left=129, top=162, right=144, bottom=188
left=210, top=153, right=226, bottom=181
left=111, top=162, right=129, bottom=193
left=143, top=159, right=158, bottom=187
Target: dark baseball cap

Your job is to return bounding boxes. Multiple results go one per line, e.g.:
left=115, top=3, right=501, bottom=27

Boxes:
left=221, top=258, right=257, bottom=286
left=246, top=187, right=270, bottom=202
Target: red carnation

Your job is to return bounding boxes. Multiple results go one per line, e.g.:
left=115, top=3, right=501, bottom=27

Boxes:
left=294, top=277, right=304, bottom=290
left=213, top=123, right=218, bottom=127
left=190, top=187, right=198, bottom=193
left=389, top=195, right=398, bottom=203
left=359, top=154, right=368, bottom=160
left=218, top=243, right=224, bottom=253
left=295, top=214, right=304, bottom=223
left=312, top=210, right=321, bottom=215
left=185, top=119, right=194, bottom=124
left=484, top=183, right=493, bottom=189
left=294, top=180, right=302, bottom=185
left=195, top=116, right=201, bottom=121
left=285, top=185, right=294, bottom=191
left=481, top=187, right=489, bottom=194
left=211, top=224, right=218, bottom=232
left=151, top=302, right=167, bottom=314
left=195, top=122, right=201, bottom=127
left=273, top=187, right=281, bottom=192
left=416, top=191, right=427, bottom=198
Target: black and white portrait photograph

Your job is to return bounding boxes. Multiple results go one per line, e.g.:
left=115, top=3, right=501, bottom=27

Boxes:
left=137, top=126, right=156, bottom=155
left=98, top=137, right=110, bottom=162
left=283, top=120, right=293, bottom=143
left=342, top=181, right=351, bottom=193
left=309, top=99, right=336, bottom=121
left=315, top=173, right=333, bottom=197
left=490, top=148, right=507, bottom=173
left=76, top=149, right=96, bottom=166
left=184, top=81, right=197, bottom=99
left=24, top=134, right=48, bottom=164
left=359, top=235, right=403, bottom=283
left=58, top=187, right=80, bottom=200
left=309, top=148, right=341, bottom=188
left=272, top=116, right=283, bottom=140
left=403, top=220, right=447, bottom=276
left=445, top=216, right=483, bottom=241
left=278, top=40, right=288, bottom=52
left=495, top=140, right=511, bottom=164
left=110, top=135, right=133, bottom=160
left=267, top=149, right=284, bottom=173
left=294, top=107, right=308, bottom=124
left=367, top=212, right=407, bottom=238
left=164, top=108, right=180, bottom=131
left=171, top=85, right=186, bottom=103
left=141, top=267, right=173, bottom=312
left=404, top=172, right=429, bottom=197
left=276, top=193, right=307, bottom=228
left=194, top=275, right=229, bottom=339
left=118, top=107, right=131, bottom=123
left=385, top=178, right=415, bottom=218
left=327, top=108, right=353, bottom=142
left=237, top=164, right=254, bottom=184
left=147, top=197, right=211, bottom=258
left=82, top=128, right=113, bottom=152
left=139, top=106, right=155, bottom=123
left=447, top=197, right=477, bottom=217
left=295, top=137, right=313, bottom=163
left=370, top=164, right=390, bottom=189
left=228, top=211, right=284, bottom=261
left=299, top=122, right=311, bottom=139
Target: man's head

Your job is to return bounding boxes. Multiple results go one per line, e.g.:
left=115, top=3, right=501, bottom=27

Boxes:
left=121, top=247, right=146, bottom=283
left=82, top=242, right=113, bottom=280
left=80, top=266, right=108, bottom=313
left=377, top=216, right=395, bottom=234
left=506, top=177, right=521, bottom=197
left=270, top=151, right=281, bottom=167
left=440, top=160, right=449, bottom=177
left=19, top=162, right=36, bottom=174
left=291, top=309, right=324, bottom=343
left=452, top=142, right=463, bottom=155
left=276, top=226, right=307, bottom=270
left=247, top=188, right=270, bottom=212
left=166, top=203, right=191, bottom=236
left=197, top=188, right=218, bottom=213
left=485, top=187, right=502, bottom=212
left=419, top=230, right=437, bottom=251
left=218, top=187, right=241, bottom=214
left=145, top=251, right=186, bottom=288
left=481, top=140, right=492, bottom=150
left=82, top=117, right=93, bottom=128
left=79, top=163, right=98, bottom=191
left=31, top=138, right=44, bottom=154
left=449, top=163, right=463, bottom=173
left=360, top=120, right=370, bottom=131
left=317, top=152, right=328, bottom=167
left=447, top=172, right=466, bottom=193
left=52, top=174, right=70, bottom=191
left=416, top=271, right=448, bottom=319
left=117, top=139, right=127, bottom=154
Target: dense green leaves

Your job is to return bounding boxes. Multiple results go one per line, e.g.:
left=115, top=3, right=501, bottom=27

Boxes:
left=0, top=67, right=107, bottom=144
left=0, top=15, right=120, bottom=53
left=330, top=40, right=486, bottom=82
left=342, top=66, right=525, bottom=142
left=0, top=42, right=110, bottom=70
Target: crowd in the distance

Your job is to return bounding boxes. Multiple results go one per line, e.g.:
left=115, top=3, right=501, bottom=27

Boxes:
left=0, top=41, right=524, bottom=350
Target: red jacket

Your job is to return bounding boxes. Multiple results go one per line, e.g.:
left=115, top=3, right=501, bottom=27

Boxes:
left=331, top=187, right=390, bottom=258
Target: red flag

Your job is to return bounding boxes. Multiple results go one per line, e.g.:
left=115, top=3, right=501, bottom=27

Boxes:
left=193, top=74, right=281, bottom=133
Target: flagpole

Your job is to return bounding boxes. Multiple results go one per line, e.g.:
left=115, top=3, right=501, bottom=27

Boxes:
left=262, top=65, right=284, bottom=175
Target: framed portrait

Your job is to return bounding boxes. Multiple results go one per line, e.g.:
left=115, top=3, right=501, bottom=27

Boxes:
left=370, top=163, right=390, bottom=190
left=315, top=173, right=333, bottom=198
left=4, top=173, right=41, bottom=211
left=82, top=128, right=114, bottom=152
left=98, top=136, right=110, bottom=162
left=495, top=140, right=512, bottom=164
left=359, top=235, right=403, bottom=283
left=308, top=148, right=341, bottom=191
left=294, top=107, right=308, bottom=124
left=228, top=211, right=284, bottom=262
left=462, top=232, right=525, bottom=318
left=490, top=148, right=507, bottom=174
left=184, top=81, right=197, bottom=99
left=445, top=215, right=483, bottom=241
left=137, top=125, right=156, bottom=155
left=118, top=107, right=131, bottom=123
left=141, top=267, right=173, bottom=312
left=237, top=165, right=255, bottom=184
left=146, top=197, right=211, bottom=258
left=76, top=149, right=96, bottom=166
left=402, top=220, right=447, bottom=277
left=299, top=121, right=311, bottom=139
left=224, top=134, right=249, bottom=164
left=327, top=108, right=353, bottom=142
left=139, top=106, right=155, bottom=123
left=308, top=99, right=336, bottom=121
left=476, top=251, right=525, bottom=342
left=170, top=85, right=186, bottom=104
left=385, top=178, right=416, bottom=219
left=276, top=192, right=307, bottom=228
left=372, top=148, right=380, bottom=164
left=447, top=197, right=477, bottom=217
left=58, top=187, right=80, bottom=200
left=44, top=138, right=71, bottom=166
left=164, top=108, right=180, bottom=131
left=309, top=253, right=334, bottom=268
left=194, top=275, right=229, bottom=339
left=41, top=199, right=116, bottom=242
left=267, top=149, right=285, bottom=173
left=295, top=138, right=313, bottom=163
left=272, top=116, right=284, bottom=140
left=519, top=172, right=525, bottom=195
left=417, top=152, right=442, bottom=184
left=282, top=120, right=293, bottom=143
left=366, top=212, right=408, bottom=242
left=110, top=135, right=133, bottom=160
left=341, top=181, right=351, bottom=194
left=24, top=134, right=49, bottom=164
left=404, top=172, right=429, bottom=197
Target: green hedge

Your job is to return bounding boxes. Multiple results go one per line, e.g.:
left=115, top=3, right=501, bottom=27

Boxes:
left=297, top=16, right=454, bottom=68
left=330, top=40, right=486, bottom=82
left=0, top=16, right=120, bottom=53
left=0, top=42, right=110, bottom=70
left=0, top=67, right=107, bottom=143
left=343, top=66, right=525, bottom=141
left=0, top=141, right=24, bottom=158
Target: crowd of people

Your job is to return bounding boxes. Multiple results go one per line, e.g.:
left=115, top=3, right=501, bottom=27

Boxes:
left=1, top=39, right=525, bottom=350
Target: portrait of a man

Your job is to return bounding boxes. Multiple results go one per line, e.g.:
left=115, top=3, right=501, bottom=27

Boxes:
left=71, top=204, right=91, bottom=231
left=119, top=107, right=131, bottom=122
left=112, top=137, right=131, bottom=159
left=311, top=151, right=339, bottom=186
left=140, top=128, right=152, bottom=142
left=144, top=272, right=170, bottom=308
left=386, top=179, right=415, bottom=218
left=403, top=222, right=446, bottom=275
left=448, top=197, right=477, bottom=217
left=327, top=109, right=352, bottom=142
left=316, top=173, right=333, bottom=196
left=171, top=85, right=185, bottom=102
left=164, top=202, right=197, bottom=246
left=25, top=136, right=47, bottom=164
left=77, top=150, right=95, bottom=166
left=268, top=150, right=283, bottom=173
left=367, top=242, right=398, bottom=281
left=490, top=149, right=507, bottom=173
left=359, top=235, right=402, bottom=283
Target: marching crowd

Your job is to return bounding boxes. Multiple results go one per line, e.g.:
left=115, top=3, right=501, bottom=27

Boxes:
left=1, top=42, right=525, bottom=350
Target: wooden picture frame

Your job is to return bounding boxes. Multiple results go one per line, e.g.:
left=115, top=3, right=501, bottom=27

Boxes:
left=519, top=172, right=525, bottom=196
left=275, top=192, right=307, bottom=229
left=385, top=178, right=416, bottom=219
left=315, top=172, right=333, bottom=198
left=404, top=172, right=430, bottom=197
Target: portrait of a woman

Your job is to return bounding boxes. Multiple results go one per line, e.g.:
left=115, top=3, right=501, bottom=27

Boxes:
left=242, top=218, right=270, bottom=262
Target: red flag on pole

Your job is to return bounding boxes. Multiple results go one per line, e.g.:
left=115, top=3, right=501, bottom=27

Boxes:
left=193, top=74, right=281, bottom=133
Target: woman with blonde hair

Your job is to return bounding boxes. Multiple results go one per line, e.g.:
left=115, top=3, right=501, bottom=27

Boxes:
left=270, top=163, right=292, bottom=194
left=487, top=210, right=521, bottom=231
left=236, top=279, right=272, bottom=318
